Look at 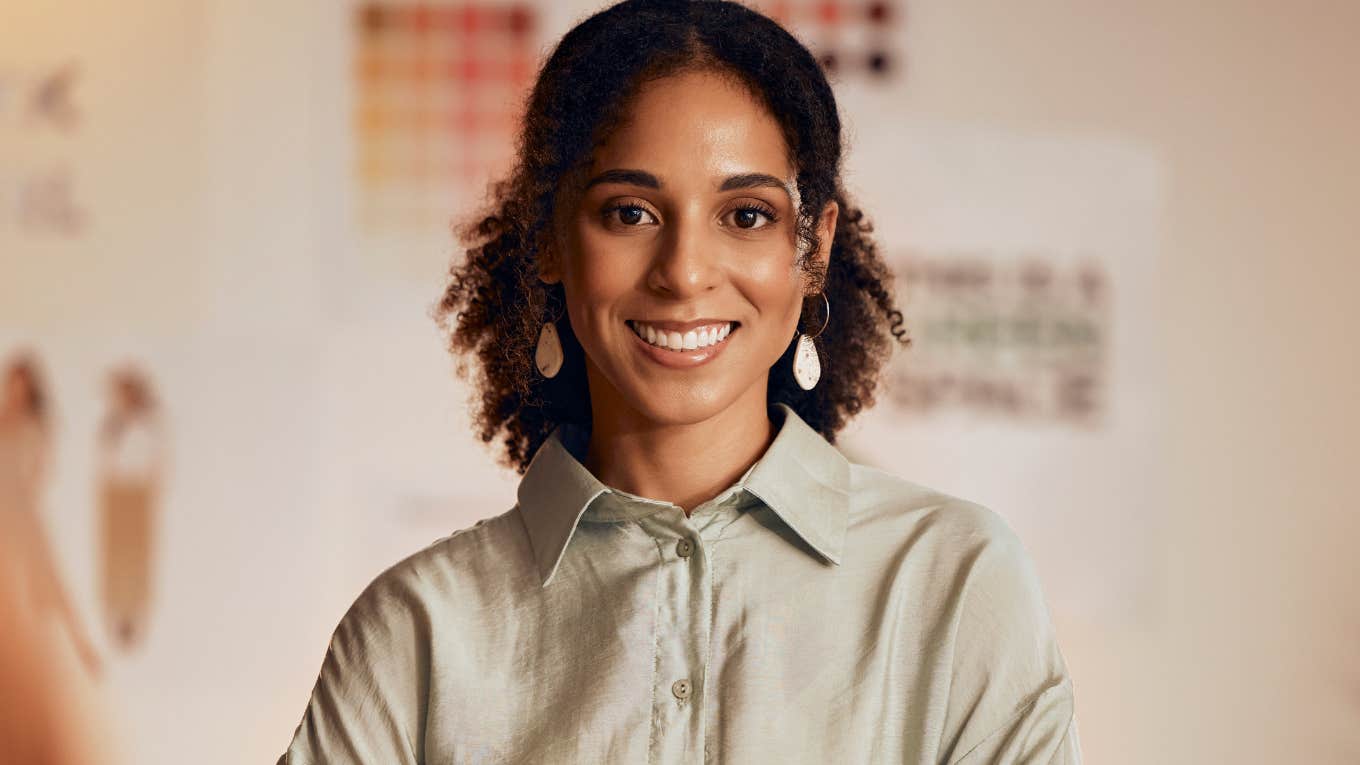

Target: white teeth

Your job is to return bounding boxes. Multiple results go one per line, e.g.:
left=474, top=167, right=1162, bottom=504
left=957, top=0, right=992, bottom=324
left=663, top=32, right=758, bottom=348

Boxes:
left=629, top=320, right=735, bottom=351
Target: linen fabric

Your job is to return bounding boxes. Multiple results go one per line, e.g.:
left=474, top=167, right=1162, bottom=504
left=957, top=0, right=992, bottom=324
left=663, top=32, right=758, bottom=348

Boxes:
left=279, top=402, right=1082, bottom=764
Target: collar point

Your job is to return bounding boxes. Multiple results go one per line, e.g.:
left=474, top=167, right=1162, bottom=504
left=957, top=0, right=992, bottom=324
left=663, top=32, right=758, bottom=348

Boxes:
left=817, top=545, right=845, bottom=567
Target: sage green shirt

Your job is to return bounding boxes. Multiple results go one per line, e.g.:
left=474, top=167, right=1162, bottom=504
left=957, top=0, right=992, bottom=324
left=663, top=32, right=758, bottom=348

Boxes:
left=279, top=402, right=1082, bottom=764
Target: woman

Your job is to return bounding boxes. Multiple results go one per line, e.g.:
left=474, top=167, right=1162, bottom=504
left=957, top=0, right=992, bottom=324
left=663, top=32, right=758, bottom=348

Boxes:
left=280, top=1, right=1082, bottom=762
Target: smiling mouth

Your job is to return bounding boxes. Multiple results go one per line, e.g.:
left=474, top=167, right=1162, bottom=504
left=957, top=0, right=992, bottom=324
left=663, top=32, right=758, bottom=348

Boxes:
left=627, top=319, right=739, bottom=352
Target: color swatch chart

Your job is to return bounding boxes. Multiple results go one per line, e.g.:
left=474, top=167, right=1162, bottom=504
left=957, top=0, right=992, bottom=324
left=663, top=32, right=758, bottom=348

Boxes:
left=353, top=2, right=538, bottom=232
left=754, top=0, right=902, bottom=82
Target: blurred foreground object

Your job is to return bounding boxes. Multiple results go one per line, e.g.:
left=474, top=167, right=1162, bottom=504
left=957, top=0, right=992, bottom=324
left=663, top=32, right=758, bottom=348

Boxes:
left=1, top=351, right=102, bottom=673
left=0, top=493, right=119, bottom=765
left=0, top=350, right=116, bottom=764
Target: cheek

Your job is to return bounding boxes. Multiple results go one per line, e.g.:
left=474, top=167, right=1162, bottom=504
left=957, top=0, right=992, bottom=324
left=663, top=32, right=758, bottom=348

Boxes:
left=564, top=230, right=642, bottom=327
left=736, top=248, right=804, bottom=320
left=573, top=249, right=632, bottom=295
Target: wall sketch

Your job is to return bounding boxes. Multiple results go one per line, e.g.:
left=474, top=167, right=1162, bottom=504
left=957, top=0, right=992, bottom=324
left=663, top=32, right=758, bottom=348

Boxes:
left=96, top=364, right=168, bottom=653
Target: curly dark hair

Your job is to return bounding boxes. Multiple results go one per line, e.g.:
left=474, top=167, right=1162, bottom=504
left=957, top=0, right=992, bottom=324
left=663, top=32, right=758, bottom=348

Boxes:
left=432, top=0, right=910, bottom=474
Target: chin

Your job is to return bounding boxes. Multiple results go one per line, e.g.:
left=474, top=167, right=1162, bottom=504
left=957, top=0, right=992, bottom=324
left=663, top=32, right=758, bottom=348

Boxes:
left=627, top=387, right=732, bottom=426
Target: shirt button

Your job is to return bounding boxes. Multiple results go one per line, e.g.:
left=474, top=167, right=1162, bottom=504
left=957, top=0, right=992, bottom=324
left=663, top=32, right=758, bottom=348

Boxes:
left=675, top=538, right=694, bottom=558
left=671, top=678, right=692, bottom=700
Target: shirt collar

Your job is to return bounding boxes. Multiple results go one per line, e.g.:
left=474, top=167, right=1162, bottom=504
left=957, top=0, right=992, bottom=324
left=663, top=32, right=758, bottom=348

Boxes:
left=517, top=402, right=851, bottom=587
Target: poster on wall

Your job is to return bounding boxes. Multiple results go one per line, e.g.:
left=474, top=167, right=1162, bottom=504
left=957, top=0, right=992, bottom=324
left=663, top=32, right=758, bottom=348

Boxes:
left=840, top=115, right=1167, bottom=628
left=752, top=0, right=903, bottom=83
left=348, top=1, right=542, bottom=285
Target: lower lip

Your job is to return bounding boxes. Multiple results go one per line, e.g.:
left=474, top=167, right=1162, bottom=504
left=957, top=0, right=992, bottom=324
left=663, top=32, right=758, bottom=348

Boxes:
left=629, top=323, right=737, bottom=368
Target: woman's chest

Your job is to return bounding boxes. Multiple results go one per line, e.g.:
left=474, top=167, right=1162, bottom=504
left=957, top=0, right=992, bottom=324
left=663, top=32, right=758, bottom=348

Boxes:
left=421, top=527, right=955, bottom=764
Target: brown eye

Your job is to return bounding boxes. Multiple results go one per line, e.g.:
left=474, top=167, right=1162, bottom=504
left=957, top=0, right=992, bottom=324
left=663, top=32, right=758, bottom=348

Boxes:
left=603, top=203, right=658, bottom=227
left=727, top=203, right=778, bottom=230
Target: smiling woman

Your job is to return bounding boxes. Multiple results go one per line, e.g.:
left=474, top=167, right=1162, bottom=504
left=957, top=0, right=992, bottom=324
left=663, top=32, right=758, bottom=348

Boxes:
left=432, top=2, right=910, bottom=478
left=278, top=1, right=1082, bottom=763
left=538, top=65, right=849, bottom=489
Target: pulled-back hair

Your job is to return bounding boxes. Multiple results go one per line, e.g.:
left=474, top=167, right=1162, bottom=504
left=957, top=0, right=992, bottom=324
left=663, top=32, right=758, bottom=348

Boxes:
left=433, top=0, right=910, bottom=473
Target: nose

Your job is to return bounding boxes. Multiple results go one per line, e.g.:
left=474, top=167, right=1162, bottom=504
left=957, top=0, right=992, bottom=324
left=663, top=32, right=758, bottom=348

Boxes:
left=645, top=212, right=721, bottom=298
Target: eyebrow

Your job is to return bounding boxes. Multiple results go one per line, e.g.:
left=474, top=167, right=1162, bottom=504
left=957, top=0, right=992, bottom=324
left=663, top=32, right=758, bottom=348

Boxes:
left=583, top=169, right=795, bottom=203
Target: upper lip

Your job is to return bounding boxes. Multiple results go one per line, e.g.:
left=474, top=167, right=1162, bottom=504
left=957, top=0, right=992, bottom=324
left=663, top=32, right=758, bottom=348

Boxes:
left=628, top=318, right=739, bottom=333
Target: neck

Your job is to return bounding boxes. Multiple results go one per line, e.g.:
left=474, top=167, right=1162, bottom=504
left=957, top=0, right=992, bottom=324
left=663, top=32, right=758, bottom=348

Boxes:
left=583, top=379, right=776, bottom=518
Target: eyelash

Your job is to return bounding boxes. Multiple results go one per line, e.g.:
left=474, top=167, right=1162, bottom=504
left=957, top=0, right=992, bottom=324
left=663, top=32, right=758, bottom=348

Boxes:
left=601, top=201, right=780, bottom=229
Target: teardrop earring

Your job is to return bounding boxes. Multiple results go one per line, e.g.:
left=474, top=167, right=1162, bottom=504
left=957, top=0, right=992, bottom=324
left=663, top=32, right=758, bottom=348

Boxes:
left=535, top=293, right=566, bottom=379
left=792, top=291, right=830, bottom=391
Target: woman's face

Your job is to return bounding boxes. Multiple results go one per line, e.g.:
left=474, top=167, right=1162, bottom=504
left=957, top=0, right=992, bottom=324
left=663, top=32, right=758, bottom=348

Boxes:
left=544, top=68, right=837, bottom=429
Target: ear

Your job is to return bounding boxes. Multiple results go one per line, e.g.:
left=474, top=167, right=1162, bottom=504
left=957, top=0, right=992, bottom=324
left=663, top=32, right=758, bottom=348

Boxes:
left=805, top=199, right=838, bottom=295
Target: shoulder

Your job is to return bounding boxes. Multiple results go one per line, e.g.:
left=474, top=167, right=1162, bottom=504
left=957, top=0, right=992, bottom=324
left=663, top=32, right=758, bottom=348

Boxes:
left=845, top=462, right=1056, bottom=638
left=338, top=507, right=534, bottom=631
left=283, top=512, right=533, bottom=764
left=847, top=461, right=1028, bottom=559
left=842, top=466, right=1076, bottom=760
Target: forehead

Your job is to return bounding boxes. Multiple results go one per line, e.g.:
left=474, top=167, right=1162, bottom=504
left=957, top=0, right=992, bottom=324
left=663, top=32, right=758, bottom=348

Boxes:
left=589, top=68, right=793, bottom=181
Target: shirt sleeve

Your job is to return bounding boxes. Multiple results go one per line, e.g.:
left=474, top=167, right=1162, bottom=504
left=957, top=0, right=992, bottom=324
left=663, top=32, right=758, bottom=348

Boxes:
left=940, top=507, right=1084, bottom=765
left=277, top=564, right=432, bottom=765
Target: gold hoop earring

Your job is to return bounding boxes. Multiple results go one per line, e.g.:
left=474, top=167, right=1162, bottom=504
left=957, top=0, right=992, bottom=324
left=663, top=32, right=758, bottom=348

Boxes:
left=535, top=292, right=566, bottom=379
left=793, top=291, right=830, bottom=390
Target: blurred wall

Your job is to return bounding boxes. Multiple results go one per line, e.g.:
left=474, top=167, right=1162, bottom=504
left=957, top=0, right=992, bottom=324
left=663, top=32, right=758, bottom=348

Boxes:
left=897, top=3, right=1360, bottom=762
left=1, top=1, right=1357, bottom=763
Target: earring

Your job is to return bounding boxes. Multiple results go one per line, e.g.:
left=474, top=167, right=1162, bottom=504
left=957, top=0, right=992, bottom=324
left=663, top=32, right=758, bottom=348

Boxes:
left=793, top=291, right=830, bottom=390
left=535, top=294, right=566, bottom=379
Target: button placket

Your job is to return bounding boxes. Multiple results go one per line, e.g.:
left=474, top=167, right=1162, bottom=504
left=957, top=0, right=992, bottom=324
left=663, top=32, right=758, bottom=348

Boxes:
left=641, top=512, right=712, bottom=763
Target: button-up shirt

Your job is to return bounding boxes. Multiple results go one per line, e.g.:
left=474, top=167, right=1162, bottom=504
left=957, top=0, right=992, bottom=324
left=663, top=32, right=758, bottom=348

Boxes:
left=279, top=402, right=1083, bottom=764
